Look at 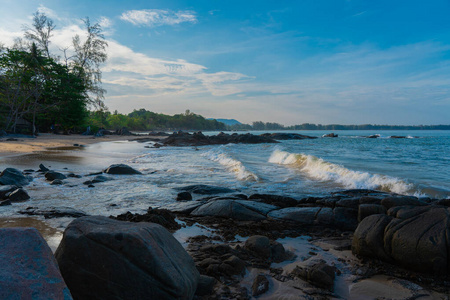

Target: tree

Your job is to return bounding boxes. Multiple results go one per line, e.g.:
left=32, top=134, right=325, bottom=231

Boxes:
left=23, top=12, right=55, bottom=59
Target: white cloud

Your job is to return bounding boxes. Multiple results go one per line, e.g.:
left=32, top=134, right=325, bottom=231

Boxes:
left=120, top=9, right=197, bottom=27
left=36, top=5, right=60, bottom=21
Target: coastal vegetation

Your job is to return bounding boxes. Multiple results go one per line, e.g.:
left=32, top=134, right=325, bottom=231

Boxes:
left=0, top=12, right=107, bottom=134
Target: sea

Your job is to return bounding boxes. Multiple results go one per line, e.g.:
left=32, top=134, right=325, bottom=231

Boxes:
left=0, top=130, right=449, bottom=231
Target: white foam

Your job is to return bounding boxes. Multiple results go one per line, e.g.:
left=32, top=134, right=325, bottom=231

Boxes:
left=202, top=148, right=259, bottom=181
left=269, top=150, right=413, bottom=194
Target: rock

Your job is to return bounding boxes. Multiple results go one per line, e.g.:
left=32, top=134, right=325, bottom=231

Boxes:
left=103, top=164, right=142, bottom=175
left=51, top=179, right=64, bottom=185
left=352, top=206, right=450, bottom=274
left=0, top=200, right=11, bottom=206
left=271, top=242, right=288, bottom=263
left=333, top=207, right=358, bottom=230
left=39, top=163, right=49, bottom=172
left=359, top=196, right=382, bottom=205
left=358, top=204, right=387, bottom=222
left=292, top=259, right=336, bottom=291
left=55, top=216, right=199, bottom=300
left=322, top=133, right=338, bottom=137
left=252, top=274, right=270, bottom=297
left=19, top=207, right=87, bottom=218
left=112, top=207, right=181, bottom=231
left=381, top=196, right=426, bottom=209
left=245, top=235, right=271, bottom=259
left=45, top=171, right=67, bottom=181
left=6, top=188, right=30, bottom=202
left=221, top=255, right=246, bottom=276
left=191, top=200, right=274, bottom=221
left=260, top=133, right=318, bottom=140
left=0, top=228, right=72, bottom=300
left=0, top=168, right=30, bottom=186
left=83, top=175, right=112, bottom=185
left=177, top=184, right=236, bottom=195
left=177, top=191, right=193, bottom=201
left=195, top=275, right=216, bottom=296
left=336, top=197, right=360, bottom=209
left=0, top=185, right=17, bottom=199
left=268, top=207, right=321, bottom=224
left=352, top=214, right=393, bottom=262
left=248, top=194, right=299, bottom=208
left=164, top=201, right=205, bottom=214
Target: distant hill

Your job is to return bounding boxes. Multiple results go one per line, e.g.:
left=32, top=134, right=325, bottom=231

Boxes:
left=208, top=118, right=242, bottom=126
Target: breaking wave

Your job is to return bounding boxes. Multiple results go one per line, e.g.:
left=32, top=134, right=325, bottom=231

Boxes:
left=269, top=150, right=413, bottom=194
left=203, top=149, right=259, bottom=181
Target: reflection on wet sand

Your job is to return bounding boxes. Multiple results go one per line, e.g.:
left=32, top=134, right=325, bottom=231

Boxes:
left=0, top=217, right=63, bottom=252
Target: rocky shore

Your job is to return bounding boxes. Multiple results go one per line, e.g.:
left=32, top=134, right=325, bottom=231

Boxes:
left=1, top=163, right=450, bottom=299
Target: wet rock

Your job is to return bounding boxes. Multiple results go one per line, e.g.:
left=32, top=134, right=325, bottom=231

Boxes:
left=336, top=197, right=360, bottom=209
left=248, top=194, right=299, bottom=208
left=221, top=255, right=246, bottom=276
left=112, top=207, right=181, bottom=231
left=359, top=196, right=383, bottom=205
left=83, top=175, right=112, bottom=185
left=292, top=259, right=336, bottom=291
left=7, top=188, right=30, bottom=202
left=268, top=207, right=321, bottom=224
left=177, top=191, right=193, bottom=201
left=55, top=216, right=199, bottom=300
left=164, top=201, right=205, bottom=214
left=358, top=204, right=387, bottom=222
left=51, top=179, right=63, bottom=185
left=39, top=163, right=50, bottom=172
left=191, top=200, right=274, bottom=221
left=45, top=171, right=67, bottom=181
left=322, top=133, right=338, bottom=137
left=333, top=207, right=358, bottom=230
left=0, top=185, right=17, bottom=199
left=195, top=275, right=217, bottom=296
left=19, top=207, right=87, bottom=219
left=0, top=228, right=72, bottom=299
left=252, top=274, right=270, bottom=297
left=245, top=235, right=271, bottom=259
left=177, top=184, right=236, bottom=195
left=103, top=164, right=142, bottom=175
left=0, top=168, right=30, bottom=186
left=0, top=200, right=11, bottom=206
left=381, top=196, right=426, bottom=209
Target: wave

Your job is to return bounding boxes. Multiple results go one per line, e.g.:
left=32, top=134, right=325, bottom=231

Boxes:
left=269, top=150, right=413, bottom=194
left=202, top=149, right=259, bottom=181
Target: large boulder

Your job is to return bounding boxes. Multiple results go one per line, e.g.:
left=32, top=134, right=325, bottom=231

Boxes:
left=103, top=164, right=142, bottom=175
left=0, top=228, right=72, bottom=299
left=0, top=168, right=30, bottom=186
left=6, top=188, right=30, bottom=202
left=55, top=216, right=199, bottom=300
left=177, top=184, right=236, bottom=195
left=352, top=206, right=450, bottom=274
left=0, top=185, right=17, bottom=199
left=191, top=199, right=276, bottom=221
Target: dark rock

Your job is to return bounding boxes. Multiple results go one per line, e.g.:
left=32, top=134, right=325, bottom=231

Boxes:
left=292, top=259, right=336, bottom=291
left=336, top=197, right=360, bottom=209
left=248, top=194, right=299, bottom=208
left=221, top=255, right=246, bottom=276
left=359, top=196, right=382, bottom=205
left=83, top=175, right=112, bottom=185
left=0, top=228, right=72, bottom=299
left=51, top=179, right=63, bottom=185
left=390, top=135, right=407, bottom=138
left=0, top=185, right=17, bottom=199
left=381, top=196, right=426, bottom=209
left=177, top=191, right=193, bottom=201
left=45, top=171, right=67, bottom=181
left=19, top=207, right=87, bottom=219
left=195, top=275, right=216, bottom=296
left=0, top=168, right=30, bottom=186
left=103, top=164, right=142, bottom=175
left=67, top=173, right=82, bottom=178
left=177, top=184, right=236, bottom=195
left=353, top=206, right=450, bottom=274
left=333, top=207, right=358, bottom=230
left=322, top=133, right=338, bottom=137
left=352, top=214, right=393, bottom=262
left=55, top=216, right=199, bottom=300
left=252, top=274, right=270, bottom=297
left=245, top=235, right=271, bottom=259
left=358, top=204, right=387, bottom=222
left=271, top=242, right=288, bottom=263
left=39, top=163, right=50, bottom=172
left=164, top=201, right=205, bottom=214
left=260, top=133, right=318, bottom=140
left=112, top=207, right=181, bottom=231
left=7, top=188, right=30, bottom=202
left=0, top=200, right=11, bottom=206
left=268, top=207, right=322, bottom=224
left=435, top=198, right=450, bottom=206
left=191, top=200, right=275, bottom=221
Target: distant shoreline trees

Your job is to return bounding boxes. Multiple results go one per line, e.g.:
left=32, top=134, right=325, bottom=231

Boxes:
left=0, top=12, right=107, bottom=134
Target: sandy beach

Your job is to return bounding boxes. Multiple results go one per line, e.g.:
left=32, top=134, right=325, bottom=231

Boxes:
left=0, top=133, right=142, bottom=156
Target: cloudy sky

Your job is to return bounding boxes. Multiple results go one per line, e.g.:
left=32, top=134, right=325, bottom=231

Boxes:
left=1, top=0, right=449, bottom=125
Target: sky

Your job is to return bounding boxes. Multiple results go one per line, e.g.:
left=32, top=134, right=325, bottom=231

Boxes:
left=1, top=0, right=449, bottom=125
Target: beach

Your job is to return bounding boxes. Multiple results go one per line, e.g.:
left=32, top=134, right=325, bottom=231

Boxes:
left=1, top=131, right=450, bottom=299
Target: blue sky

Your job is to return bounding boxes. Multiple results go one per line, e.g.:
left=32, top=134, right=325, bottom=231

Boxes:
left=1, top=0, right=449, bottom=125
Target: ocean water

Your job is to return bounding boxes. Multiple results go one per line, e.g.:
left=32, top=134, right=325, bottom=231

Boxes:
left=0, top=130, right=449, bottom=227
